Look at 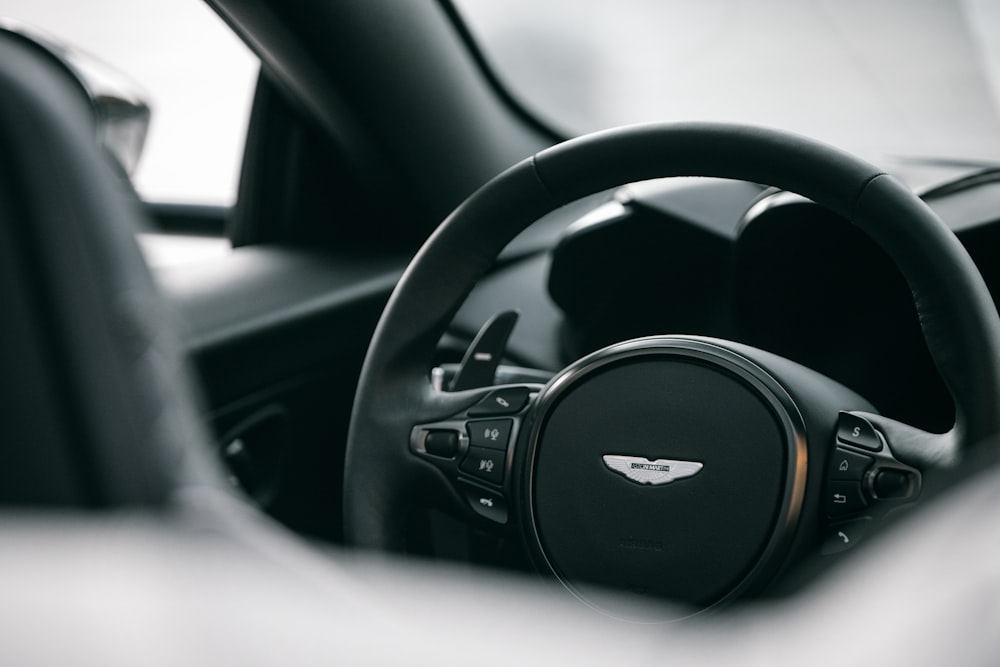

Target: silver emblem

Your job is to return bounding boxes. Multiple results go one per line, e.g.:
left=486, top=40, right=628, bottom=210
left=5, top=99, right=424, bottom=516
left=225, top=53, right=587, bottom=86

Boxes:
left=602, top=455, right=703, bottom=486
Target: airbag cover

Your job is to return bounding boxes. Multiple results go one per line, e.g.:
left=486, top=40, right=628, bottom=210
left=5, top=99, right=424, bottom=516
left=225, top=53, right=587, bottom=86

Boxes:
left=529, top=342, right=793, bottom=610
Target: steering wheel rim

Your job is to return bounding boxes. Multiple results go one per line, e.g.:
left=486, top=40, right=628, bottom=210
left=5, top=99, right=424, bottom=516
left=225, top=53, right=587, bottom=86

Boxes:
left=345, top=122, right=1000, bottom=599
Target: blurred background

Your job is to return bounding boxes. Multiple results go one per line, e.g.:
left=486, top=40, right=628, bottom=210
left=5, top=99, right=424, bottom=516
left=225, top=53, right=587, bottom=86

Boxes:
left=458, top=0, right=1000, bottom=164
left=1, top=0, right=257, bottom=206
left=4, top=0, right=1000, bottom=206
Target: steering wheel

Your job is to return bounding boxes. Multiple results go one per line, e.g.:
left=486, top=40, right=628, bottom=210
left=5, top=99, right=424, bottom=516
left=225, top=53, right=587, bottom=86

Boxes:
left=345, top=123, right=1000, bottom=619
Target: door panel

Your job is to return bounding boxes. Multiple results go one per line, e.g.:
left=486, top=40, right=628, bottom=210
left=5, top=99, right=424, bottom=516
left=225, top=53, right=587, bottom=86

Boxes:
left=156, top=245, right=407, bottom=541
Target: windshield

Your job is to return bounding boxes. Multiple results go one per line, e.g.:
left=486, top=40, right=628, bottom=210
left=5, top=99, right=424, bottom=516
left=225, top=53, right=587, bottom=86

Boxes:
left=454, top=0, right=1000, bottom=165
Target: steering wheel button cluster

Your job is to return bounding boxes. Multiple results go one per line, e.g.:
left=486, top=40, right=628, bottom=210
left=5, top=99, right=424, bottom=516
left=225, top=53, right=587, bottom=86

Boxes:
left=460, top=446, right=506, bottom=484
left=468, top=387, right=530, bottom=416
left=829, top=447, right=873, bottom=481
left=836, top=412, right=883, bottom=451
left=468, top=419, right=513, bottom=450
left=825, top=481, right=867, bottom=516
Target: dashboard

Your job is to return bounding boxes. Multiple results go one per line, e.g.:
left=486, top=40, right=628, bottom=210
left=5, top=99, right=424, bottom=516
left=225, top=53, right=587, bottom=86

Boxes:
left=449, top=168, right=1000, bottom=435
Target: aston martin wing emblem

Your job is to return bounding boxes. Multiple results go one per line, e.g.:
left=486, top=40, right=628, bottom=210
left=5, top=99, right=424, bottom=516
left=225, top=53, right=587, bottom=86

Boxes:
left=602, top=455, right=703, bottom=485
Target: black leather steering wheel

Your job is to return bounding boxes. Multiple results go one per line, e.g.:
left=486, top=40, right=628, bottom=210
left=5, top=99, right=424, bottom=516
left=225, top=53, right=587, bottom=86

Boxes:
left=8, top=23, right=1000, bottom=657
left=345, top=123, right=1000, bottom=617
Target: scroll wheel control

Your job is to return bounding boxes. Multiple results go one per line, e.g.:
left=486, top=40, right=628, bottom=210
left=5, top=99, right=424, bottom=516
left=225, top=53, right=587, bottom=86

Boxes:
left=873, top=469, right=915, bottom=499
left=450, top=310, right=519, bottom=391
left=424, top=430, right=460, bottom=458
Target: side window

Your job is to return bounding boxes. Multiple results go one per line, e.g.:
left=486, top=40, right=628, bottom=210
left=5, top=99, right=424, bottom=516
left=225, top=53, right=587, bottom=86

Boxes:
left=4, top=0, right=258, bottom=205
left=4, top=0, right=259, bottom=266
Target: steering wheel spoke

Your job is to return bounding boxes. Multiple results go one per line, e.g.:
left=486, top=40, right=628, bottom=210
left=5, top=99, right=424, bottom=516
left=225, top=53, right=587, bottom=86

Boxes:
left=820, top=411, right=925, bottom=554
left=409, top=383, right=542, bottom=527
left=855, top=411, right=959, bottom=469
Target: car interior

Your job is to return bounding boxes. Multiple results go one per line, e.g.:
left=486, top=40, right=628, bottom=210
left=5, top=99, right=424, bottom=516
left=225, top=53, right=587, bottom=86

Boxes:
left=2, top=0, right=1000, bottom=662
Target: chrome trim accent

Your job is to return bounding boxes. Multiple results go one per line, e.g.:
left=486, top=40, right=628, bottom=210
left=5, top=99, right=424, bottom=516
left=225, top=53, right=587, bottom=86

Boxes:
left=602, top=455, right=703, bottom=485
